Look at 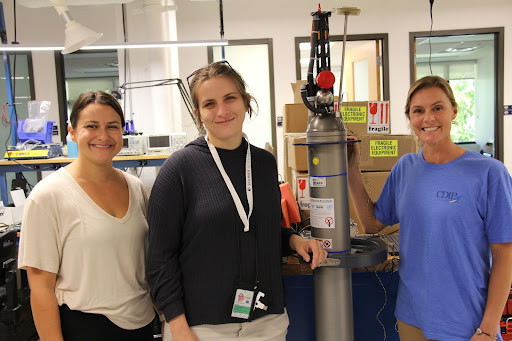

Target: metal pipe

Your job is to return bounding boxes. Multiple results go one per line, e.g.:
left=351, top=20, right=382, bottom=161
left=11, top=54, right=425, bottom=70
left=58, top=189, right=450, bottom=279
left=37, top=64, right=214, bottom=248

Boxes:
left=338, top=14, right=348, bottom=110
left=335, top=7, right=360, bottom=112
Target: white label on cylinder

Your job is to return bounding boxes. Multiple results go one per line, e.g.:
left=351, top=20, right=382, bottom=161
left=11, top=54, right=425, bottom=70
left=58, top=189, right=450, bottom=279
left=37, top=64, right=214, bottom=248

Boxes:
left=310, top=176, right=326, bottom=188
left=314, top=238, right=333, bottom=250
left=310, top=197, right=335, bottom=229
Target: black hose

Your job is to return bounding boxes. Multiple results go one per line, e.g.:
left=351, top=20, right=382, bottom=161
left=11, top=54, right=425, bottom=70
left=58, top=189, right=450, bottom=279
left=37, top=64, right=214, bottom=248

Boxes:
left=301, top=86, right=328, bottom=114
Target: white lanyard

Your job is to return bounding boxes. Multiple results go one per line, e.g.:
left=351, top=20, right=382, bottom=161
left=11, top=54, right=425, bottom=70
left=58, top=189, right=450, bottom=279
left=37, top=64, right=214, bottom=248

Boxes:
left=206, top=133, right=253, bottom=232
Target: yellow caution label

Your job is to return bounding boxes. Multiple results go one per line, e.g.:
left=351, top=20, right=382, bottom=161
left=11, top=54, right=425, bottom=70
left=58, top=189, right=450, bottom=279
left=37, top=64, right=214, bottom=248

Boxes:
left=4, top=149, right=50, bottom=158
left=312, top=157, right=320, bottom=165
left=341, top=106, right=367, bottom=123
left=370, top=140, right=398, bottom=157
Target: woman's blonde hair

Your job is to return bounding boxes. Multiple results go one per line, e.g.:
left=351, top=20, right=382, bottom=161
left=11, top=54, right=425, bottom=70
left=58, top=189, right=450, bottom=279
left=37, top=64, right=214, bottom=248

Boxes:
left=404, top=75, right=457, bottom=118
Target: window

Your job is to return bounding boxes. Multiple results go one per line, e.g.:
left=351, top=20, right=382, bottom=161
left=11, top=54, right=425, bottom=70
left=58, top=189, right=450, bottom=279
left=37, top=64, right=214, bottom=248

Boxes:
left=0, top=52, right=37, bottom=201
left=410, top=29, right=504, bottom=160
left=0, top=52, right=35, bottom=147
left=416, top=61, right=476, bottom=143
left=209, top=39, right=276, bottom=151
left=55, top=50, right=119, bottom=143
left=295, top=34, right=390, bottom=102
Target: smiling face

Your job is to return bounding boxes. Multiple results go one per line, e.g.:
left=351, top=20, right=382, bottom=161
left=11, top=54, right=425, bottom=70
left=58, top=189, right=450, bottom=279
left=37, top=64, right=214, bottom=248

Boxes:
left=194, top=76, right=248, bottom=149
left=408, top=86, right=457, bottom=148
left=68, top=103, right=123, bottom=165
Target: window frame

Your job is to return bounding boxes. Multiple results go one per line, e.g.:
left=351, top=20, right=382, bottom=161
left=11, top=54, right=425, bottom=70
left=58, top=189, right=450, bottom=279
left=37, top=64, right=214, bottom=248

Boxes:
left=0, top=51, right=36, bottom=147
left=409, top=27, right=504, bottom=161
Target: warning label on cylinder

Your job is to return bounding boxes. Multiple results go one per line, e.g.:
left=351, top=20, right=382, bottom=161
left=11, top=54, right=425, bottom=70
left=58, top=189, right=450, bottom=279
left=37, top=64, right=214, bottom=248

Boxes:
left=370, top=140, right=398, bottom=157
left=315, top=238, right=333, bottom=250
left=310, top=197, right=335, bottom=229
left=340, top=106, right=366, bottom=123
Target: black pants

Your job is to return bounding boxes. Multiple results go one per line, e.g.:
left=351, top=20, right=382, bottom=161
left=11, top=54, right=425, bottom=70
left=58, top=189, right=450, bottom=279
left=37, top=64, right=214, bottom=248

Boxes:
left=59, top=304, right=153, bottom=341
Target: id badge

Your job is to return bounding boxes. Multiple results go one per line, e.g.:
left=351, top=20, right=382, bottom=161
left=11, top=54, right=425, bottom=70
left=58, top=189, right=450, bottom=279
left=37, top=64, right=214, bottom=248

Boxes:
left=231, top=288, right=255, bottom=319
left=231, top=281, right=257, bottom=319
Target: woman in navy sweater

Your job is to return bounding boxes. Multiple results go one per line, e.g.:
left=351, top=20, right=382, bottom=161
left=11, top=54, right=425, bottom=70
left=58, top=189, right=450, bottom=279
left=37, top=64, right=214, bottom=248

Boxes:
left=146, top=61, right=327, bottom=341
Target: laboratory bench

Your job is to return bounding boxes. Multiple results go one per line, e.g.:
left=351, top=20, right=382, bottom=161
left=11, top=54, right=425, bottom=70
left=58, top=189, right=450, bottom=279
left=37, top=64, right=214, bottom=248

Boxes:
left=0, top=154, right=170, bottom=204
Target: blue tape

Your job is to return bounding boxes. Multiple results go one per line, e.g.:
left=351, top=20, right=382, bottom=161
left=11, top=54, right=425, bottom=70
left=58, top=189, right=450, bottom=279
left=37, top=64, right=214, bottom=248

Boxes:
left=309, top=173, right=347, bottom=178
left=328, top=249, right=351, bottom=254
left=292, top=139, right=361, bottom=146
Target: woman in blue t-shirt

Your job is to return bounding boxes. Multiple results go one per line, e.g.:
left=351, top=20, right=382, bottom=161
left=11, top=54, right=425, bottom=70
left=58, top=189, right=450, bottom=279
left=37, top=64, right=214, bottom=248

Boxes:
left=347, top=76, right=512, bottom=341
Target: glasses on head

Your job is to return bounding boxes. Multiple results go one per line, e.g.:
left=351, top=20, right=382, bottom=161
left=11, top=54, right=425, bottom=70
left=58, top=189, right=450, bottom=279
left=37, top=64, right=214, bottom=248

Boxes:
left=186, top=60, right=232, bottom=90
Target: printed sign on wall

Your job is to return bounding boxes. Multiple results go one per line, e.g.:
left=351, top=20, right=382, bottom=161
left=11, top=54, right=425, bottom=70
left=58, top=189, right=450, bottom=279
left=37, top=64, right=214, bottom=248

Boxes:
left=370, top=140, right=398, bottom=157
left=341, top=105, right=367, bottom=123
left=367, top=101, right=390, bottom=134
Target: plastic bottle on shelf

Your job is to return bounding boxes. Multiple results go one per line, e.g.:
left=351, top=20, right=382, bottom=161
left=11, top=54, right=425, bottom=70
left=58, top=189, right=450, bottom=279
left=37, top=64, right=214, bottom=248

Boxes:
left=66, top=133, right=78, bottom=158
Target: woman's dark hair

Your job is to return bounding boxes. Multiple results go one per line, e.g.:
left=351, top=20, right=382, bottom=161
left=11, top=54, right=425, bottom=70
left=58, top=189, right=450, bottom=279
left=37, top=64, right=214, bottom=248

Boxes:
left=69, top=91, right=125, bottom=128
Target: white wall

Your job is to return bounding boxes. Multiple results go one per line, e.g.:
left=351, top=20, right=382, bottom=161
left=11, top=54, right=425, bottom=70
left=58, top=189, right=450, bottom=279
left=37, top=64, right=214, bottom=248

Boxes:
left=475, top=50, right=495, bottom=148
left=2, top=0, right=511, bottom=174
left=3, top=2, right=183, bottom=135
left=212, top=44, right=273, bottom=150
left=2, top=3, right=124, bottom=136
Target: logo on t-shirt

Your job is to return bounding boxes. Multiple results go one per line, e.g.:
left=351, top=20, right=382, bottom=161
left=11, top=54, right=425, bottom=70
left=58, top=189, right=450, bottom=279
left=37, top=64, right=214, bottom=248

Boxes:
left=436, top=191, right=462, bottom=203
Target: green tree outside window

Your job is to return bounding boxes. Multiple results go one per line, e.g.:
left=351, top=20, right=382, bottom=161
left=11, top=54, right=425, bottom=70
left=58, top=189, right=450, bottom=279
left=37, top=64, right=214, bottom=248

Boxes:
left=450, top=79, right=475, bottom=143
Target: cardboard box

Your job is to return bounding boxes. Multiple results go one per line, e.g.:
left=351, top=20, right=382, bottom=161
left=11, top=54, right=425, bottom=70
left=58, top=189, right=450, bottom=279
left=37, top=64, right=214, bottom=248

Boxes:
left=282, top=135, right=293, bottom=183
left=348, top=171, right=399, bottom=235
left=291, top=81, right=308, bottom=104
left=283, top=133, right=307, bottom=182
left=341, top=101, right=368, bottom=136
left=283, top=103, right=308, bottom=134
left=341, top=101, right=390, bottom=136
left=358, top=134, right=418, bottom=171
left=287, top=135, right=308, bottom=171
left=284, top=100, right=393, bottom=135
left=284, top=169, right=398, bottom=235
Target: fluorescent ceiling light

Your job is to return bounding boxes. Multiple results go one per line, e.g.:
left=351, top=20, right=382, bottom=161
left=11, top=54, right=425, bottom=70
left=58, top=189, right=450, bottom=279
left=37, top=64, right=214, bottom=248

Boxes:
left=17, top=0, right=135, bottom=7
left=445, top=46, right=477, bottom=53
left=82, top=40, right=228, bottom=49
left=0, top=40, right=228, bottom=52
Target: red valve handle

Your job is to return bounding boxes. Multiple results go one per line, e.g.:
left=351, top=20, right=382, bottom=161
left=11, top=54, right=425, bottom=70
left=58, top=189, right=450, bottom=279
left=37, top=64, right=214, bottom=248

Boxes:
left=316, top=70, right=335, bottom=89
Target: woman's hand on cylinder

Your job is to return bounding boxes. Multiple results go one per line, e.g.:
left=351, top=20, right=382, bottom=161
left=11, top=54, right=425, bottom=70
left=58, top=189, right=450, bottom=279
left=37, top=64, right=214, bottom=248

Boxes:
left=290, top=235, right=328, bottom=270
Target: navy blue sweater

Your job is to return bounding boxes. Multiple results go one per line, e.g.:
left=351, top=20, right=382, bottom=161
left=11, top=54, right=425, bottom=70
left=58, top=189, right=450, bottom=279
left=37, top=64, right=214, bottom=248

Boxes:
left=146, top=137, right=296, bottom=326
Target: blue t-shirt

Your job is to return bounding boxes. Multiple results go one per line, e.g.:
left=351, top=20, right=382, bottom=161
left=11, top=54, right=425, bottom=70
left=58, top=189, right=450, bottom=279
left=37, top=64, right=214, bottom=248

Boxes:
left=374, top=150, right=512, bottom=341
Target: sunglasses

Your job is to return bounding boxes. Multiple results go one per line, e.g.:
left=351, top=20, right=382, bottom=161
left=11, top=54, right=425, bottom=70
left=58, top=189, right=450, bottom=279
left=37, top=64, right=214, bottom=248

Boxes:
left=186, top=60, right=233, bottom=90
